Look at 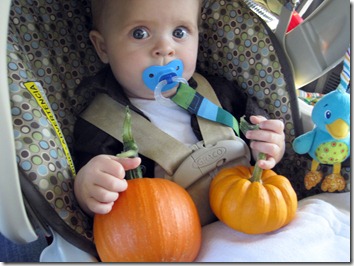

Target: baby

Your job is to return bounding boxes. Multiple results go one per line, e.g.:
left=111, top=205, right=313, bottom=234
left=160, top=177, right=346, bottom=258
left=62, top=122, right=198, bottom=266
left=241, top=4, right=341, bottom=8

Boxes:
left=73, top=0, right=285, bottom=218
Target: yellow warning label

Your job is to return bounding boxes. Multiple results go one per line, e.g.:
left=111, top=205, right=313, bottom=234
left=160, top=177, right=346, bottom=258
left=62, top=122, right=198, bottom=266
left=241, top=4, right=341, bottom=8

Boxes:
left=24, top=82, right=76, bottom=176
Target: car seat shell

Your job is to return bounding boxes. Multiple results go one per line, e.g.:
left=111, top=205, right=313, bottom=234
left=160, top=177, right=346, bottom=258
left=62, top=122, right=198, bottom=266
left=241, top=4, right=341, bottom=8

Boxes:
left=0, top=0, right=38, bottom=245
left=0, top=0, right=350, bottom=262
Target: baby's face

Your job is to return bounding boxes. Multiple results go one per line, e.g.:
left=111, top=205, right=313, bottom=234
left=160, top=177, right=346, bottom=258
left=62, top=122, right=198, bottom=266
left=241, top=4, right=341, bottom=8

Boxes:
left=90, top=0, right=200, bottom=99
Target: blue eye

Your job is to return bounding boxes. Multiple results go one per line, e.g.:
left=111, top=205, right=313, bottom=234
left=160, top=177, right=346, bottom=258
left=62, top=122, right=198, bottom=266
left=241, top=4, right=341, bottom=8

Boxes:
left=132, top=28, right=149, bottom=39
left=173, top=27, right=188, bottom=39
left=325, top=110, right=331, bottom=119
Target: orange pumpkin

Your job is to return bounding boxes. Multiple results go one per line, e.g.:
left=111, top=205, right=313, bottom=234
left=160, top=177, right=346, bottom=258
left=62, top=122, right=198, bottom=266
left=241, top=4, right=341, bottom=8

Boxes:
left=209, top=165, right=298, bottom=234
left=93, top=107, right=201, bottom=261
left=93, top=177, right=202, bottom=262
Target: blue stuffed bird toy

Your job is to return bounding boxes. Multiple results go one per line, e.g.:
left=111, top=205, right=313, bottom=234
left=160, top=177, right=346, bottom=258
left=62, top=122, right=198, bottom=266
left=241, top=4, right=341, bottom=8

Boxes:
left=292, top=49, right=350, bottom=192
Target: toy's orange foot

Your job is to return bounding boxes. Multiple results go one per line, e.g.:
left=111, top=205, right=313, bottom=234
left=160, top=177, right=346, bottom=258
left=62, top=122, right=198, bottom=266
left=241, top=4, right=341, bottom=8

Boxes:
left=304, top=171, right=323, bottom=190
left=321, top=174, right=346, bottom=192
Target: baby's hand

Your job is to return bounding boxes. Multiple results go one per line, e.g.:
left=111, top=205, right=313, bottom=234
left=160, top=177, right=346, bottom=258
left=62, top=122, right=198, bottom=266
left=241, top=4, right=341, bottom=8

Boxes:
left=74, top=155, right=141, bottom=216
left=245, top=115, right=285, bottom=170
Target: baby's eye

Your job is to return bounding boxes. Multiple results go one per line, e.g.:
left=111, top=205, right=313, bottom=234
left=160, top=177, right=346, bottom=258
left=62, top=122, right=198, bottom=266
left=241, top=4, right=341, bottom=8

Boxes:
left=131, top=27, right=149, bottom=40
left=173, top=27, right=188, bottom=39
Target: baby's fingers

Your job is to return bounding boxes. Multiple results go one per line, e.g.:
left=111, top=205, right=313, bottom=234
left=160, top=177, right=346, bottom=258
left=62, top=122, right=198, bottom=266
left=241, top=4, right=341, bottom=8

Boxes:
left=250, top=140, right=281, bottom=158
left=250, top=141, right=279, bottom=169
left=95, top=172, right=128, bottom=192
left=85, top=197, right=114, bottom=215
left=256, top=157, right=276, bottom=170
left=250, top=115, right=284, bottom=134
left=103, top=156, right=141, bottom=178
left=90, top=184, right=119, bottom=203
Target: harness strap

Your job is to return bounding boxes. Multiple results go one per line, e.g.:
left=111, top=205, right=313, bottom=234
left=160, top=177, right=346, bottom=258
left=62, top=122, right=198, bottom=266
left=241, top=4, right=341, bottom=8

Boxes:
left=80, top=73, right=241, bottom=180
left=81, top=93, right=192, bottom=176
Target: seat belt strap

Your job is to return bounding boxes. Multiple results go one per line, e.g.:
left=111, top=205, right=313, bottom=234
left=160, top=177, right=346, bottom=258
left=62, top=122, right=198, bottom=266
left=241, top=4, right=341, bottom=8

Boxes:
left=80, top=73, right=241, bottom=182
left=80, top=93, right=192, bottom=176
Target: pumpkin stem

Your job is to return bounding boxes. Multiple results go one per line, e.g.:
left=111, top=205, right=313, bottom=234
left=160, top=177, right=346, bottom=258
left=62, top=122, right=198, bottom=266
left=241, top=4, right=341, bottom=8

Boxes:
left=116, top=106, right=143, bottom=179
left=249, top=152, right=266, bottom=183
left=240, top=116, right=265, bottom=183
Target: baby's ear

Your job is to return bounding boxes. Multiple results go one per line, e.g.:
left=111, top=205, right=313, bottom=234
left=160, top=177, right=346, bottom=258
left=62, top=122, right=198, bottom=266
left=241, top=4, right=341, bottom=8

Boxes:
left=89, top=30, right=109, bottom=64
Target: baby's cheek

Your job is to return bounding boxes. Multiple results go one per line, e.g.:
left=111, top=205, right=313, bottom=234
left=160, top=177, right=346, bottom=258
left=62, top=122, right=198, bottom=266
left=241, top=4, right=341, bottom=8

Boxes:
left=183, top=67, right=196, bottom=81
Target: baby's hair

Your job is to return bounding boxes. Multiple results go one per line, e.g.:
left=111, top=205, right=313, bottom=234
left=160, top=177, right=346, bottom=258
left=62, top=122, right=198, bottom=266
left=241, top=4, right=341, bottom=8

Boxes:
left=90, top=0, right=204, bottom=30
left=90, top=0, right=105, bottom=30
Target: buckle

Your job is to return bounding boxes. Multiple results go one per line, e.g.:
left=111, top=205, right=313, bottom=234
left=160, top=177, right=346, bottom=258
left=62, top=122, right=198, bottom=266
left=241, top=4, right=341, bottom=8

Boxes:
left=172, top=140, right=250, bottom=188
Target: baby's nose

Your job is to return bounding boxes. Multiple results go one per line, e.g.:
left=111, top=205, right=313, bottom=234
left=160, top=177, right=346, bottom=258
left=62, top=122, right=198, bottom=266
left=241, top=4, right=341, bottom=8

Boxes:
left=153, top=38, right=175, bottom=57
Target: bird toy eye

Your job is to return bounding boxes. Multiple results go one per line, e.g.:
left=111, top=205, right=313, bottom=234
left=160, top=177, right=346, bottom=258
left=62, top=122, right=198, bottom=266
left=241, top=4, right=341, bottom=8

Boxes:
left=325, top=110, right=331, bottom=119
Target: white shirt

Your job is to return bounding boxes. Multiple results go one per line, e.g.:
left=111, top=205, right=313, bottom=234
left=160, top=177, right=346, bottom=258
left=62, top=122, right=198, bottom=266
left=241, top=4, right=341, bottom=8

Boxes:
left=129, top=97, right=199, bottom=177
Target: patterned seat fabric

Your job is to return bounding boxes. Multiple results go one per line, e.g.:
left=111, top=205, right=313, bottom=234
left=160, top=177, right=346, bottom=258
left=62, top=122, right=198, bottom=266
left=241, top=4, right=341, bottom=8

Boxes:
left=8, top=0, right=102, bottom=256
left=6, top=0, right=350, bottom=257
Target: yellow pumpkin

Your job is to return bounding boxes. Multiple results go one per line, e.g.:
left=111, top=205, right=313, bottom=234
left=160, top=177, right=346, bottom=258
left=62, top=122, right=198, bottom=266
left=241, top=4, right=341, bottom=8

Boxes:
left=209, top=165, right=298, bottom=234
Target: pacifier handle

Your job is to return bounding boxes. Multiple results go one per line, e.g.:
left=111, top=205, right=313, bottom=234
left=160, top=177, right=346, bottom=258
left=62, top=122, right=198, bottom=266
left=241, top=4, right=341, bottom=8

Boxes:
left=154, top=76, right=188, bottom=105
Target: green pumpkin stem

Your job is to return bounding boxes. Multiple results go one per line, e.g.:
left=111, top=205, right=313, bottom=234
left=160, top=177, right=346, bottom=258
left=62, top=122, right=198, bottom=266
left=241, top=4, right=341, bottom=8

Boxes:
left=249, top=152, right=266, bottom=183
left=116, top=106, right=143, bottom=179
left=240, top=115, right=265, bottom=183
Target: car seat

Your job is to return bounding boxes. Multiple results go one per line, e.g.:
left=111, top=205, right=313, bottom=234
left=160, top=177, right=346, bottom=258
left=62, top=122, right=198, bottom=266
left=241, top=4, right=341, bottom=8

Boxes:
left=0, top=0, right=350, bottom=262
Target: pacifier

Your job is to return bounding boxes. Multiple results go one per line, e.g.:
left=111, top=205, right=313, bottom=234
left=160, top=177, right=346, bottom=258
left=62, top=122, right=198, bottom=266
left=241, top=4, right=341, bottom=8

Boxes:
left=142, top=59, right=188, bottom=104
